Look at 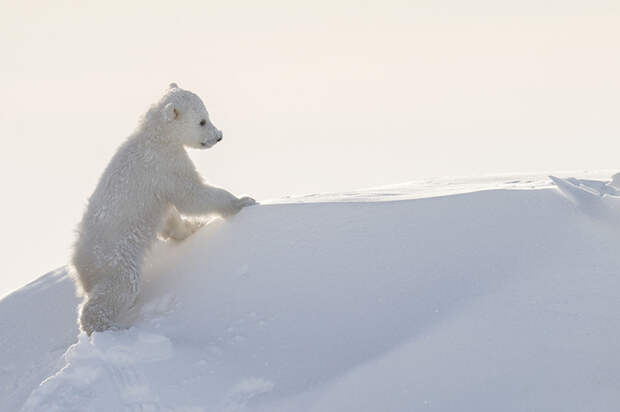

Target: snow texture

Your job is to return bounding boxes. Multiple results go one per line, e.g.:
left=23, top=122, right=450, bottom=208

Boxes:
left=1, top=172, right=619, bottom=411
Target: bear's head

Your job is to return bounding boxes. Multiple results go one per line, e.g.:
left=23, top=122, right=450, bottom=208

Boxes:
left=159, top=83, right=223, bottom=149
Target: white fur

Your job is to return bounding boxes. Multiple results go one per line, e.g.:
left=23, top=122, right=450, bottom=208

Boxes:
left=72, top=83, right=255, bottom=335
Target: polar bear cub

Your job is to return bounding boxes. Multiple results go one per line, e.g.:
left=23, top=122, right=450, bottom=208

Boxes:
left=72, top=83, right=255, bottom=335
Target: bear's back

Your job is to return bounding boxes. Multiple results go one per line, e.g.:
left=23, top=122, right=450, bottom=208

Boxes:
left=75, top=137, right=171, bottom=268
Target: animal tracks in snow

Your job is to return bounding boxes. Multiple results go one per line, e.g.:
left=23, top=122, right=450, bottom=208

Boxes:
left=22, top=330, right=173, bottom=412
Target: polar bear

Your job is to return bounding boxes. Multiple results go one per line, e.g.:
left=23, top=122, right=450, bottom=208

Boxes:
left=72, top=83, right=255, bottom=335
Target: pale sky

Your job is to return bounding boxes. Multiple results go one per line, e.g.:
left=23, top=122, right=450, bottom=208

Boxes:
left=1, top=1, right=619, bottom=297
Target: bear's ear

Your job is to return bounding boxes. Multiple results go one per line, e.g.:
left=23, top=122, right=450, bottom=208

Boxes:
left=163, top=102, right=178, bottom=122
left=169, top=82, right=179, bottom=89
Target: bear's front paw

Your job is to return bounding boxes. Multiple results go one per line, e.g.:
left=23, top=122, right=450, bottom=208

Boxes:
left=238, top=196, right=257, bottom=208
left=221, top=196, right=257, bottom=217
left=224, top=196, right=257, bottom=217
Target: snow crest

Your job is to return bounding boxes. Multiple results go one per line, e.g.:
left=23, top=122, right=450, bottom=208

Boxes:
left=2, top=172, right=620, bottom=412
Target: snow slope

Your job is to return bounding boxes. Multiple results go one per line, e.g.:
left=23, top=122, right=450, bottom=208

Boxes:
left=2, top=172, right=620, bottom=411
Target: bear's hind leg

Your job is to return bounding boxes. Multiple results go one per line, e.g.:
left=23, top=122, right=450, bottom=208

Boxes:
left=79, top=270, right=140, bottom=335
left=160, top=207, right=202, bottom=241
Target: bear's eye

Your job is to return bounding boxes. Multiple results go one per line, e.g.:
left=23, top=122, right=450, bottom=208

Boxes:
left=199, top=119, right=206, bottom=127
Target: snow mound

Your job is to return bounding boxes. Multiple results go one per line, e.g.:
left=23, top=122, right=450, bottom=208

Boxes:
left=2, top=173, right=620, bottom=411
left=550, top=174, right=620, bottom=224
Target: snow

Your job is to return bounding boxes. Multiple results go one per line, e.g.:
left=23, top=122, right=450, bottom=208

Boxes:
left=1, top=172, right=620, bottom=411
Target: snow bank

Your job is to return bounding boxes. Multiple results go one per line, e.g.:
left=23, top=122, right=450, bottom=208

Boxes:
left=2, top=173, right=619, bottom=411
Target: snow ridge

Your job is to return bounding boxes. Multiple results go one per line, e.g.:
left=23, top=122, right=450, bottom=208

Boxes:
left=1, top=173, right=619, bottom=412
